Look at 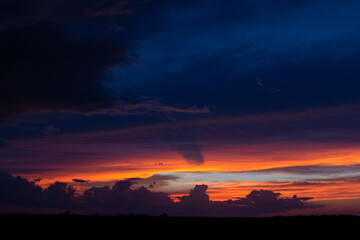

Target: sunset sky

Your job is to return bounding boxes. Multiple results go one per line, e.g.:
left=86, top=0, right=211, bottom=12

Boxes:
left=1, top=0, right=360, bottom=217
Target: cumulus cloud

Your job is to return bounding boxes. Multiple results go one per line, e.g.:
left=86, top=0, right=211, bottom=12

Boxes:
left=0, top=171, right=43, bottom=206
left=225, top=189, right=317, bottom=215
left=0, top=171, right=77, bottom=209
left=173, top=186, right=321, bottom=217
left=0, top=172, right=321, bottom=216
left=177, top=184, right=210, bottom=206
left=45, top=181, right=77, bottom=209
left=81, top=180, right=173, bottom=215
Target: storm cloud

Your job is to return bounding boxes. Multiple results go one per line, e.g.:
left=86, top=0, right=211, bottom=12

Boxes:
left=0, top=22, right=136, bottom=118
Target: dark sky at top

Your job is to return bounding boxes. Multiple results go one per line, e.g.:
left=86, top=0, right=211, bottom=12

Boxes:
left=2, top=0, right=360, bottom=153
left=2, top=0, right=360, bottom=117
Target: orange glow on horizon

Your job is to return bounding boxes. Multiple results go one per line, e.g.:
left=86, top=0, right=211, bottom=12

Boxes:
left=16, top=140, right=360, bottom=204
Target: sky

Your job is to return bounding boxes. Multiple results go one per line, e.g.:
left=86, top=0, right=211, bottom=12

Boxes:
left=1, top=0, right=360, bottom=217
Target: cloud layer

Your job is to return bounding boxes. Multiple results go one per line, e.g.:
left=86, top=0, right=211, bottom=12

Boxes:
left=0, top=172, right=321, bottom=216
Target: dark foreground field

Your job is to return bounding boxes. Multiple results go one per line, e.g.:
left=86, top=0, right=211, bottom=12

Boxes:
left=1, top=214, right=359, bottom=234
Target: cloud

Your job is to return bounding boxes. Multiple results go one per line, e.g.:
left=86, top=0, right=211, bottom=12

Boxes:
left=45, top=181, right=77, bottom=208
left=130, top=174, right=180, bottom=189
left=0, top=22, right=137, bottom=118
left=120, top=101, right=209, bottom=115
left=80, top=183, right=321, bottom=216
left=72, top=179, right=89, bottom=183
left=166, top=130, right=205, bottom=165
left=123, top=0, right=360, bottom=120
left=0, top=172, right=321, bottom=216
left=82, top=0, right=146, bottom=17
left=0, top=171, right=77, bottom=209
left=171, top=135, right=205, bottom=165
left=173, top=185, right=322, bottom=217
left=87, top=97, right=210, bottom=116
left=0, top=0, right=158, bottom=119
left=0, top=171, right=43, bottom=206
left=0, top=0, right=212, bottom=120
left=81, top=179, right=174, bottom=215
left=225, top=189, right=318, bottom=215
left=42, top=125, right=61, bottom=135
left=173, top=142, right=205, bottom=165
left=0, top=0, right=147, bottom=28
left=247, top=164, right=360, bottom=175
left=177, top=184, right=210, bottom=207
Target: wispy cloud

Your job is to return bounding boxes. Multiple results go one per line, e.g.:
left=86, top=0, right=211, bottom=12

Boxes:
left=243, top=164, right=360, bottom=176
left=91, top=98, right=210, bottom=116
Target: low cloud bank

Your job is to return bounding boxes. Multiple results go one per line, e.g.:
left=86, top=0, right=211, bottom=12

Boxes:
left=0, top=172, right=322, bottom=216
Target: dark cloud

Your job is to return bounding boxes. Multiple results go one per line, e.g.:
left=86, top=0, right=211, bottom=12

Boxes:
left=166, top=129, right=205, bottom=165
left=5, top=0, right=299, bottom=32
left=72, top=179, right=89, bottom=183
left=81, top=179, right=174, bottom=215
left=0, top=172, right=321, bottom=216
left=0, top=22, right=136, bottom=118
left=246, top=164, right=360, bottom=175
left=0, top=171, right=43, bottom=206
left=173, top=142, right=205, bottom=165
left=177, top=184, right=210, bottom=205
left=173, top=185, right=321, bottom=217
left=230, top=175, right=360, bottom=193
left=300, top=175, right=360, bottom=185
left=2, top=0, right=360, bottom=118
left=0, top=0, right=160, bottom=119
left=0, top=171, right=77, bottom=209
left=145, top=174, right=180, bottom=182
left=122, top=0, right=360, bottom=121
left=135, top=42, right=360, bottom=117
left=230, top=181, right=327, bottom=192
left=0, top=0, right=214, bottom=120
left=176, top=184, right=211, bottom=213
left=45, top=181, right=77, bottom=208
left=225, top=189, right=318, bottom=215
left=0, top=0, right=146, bottom=28
left=131, top=174, right=180, bottom=189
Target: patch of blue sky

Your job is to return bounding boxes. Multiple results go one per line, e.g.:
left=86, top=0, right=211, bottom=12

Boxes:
left=156, top=168, right=360, bottom=187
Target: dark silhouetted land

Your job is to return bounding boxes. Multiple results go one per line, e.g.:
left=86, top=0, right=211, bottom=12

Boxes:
left=1, top=213, right=359, bottom=233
